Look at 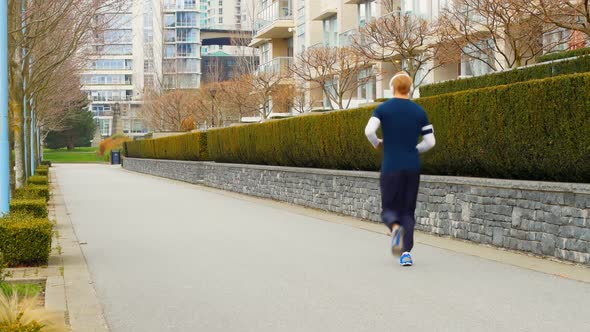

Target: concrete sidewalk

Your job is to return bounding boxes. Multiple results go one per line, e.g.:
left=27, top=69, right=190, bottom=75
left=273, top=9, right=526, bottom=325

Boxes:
left=51, top=167, right=110, bottom=331
left=54, top=164, right=590, bottom=332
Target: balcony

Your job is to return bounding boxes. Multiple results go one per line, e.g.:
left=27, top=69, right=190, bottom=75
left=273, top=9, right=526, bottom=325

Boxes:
left=257, top=57, right=293, bottom=78
left=339, top=29, right=360, bottom=47
left=254, top=0, right=295, bottom=39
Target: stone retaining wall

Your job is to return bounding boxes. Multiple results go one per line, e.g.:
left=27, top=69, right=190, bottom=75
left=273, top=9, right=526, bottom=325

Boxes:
left=123, top=158, right=590, bottom=265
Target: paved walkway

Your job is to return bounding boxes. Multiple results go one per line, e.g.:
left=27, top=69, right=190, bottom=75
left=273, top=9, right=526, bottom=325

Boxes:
left=54, top=164, right=590, bottom=332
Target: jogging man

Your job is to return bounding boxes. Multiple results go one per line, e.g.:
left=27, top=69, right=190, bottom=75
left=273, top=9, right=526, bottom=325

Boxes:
left=364, top=72, right=436, bottom=266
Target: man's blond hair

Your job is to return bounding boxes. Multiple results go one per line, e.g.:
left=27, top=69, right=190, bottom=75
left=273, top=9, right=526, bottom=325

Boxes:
left=389, top=72, right=412, bottom=95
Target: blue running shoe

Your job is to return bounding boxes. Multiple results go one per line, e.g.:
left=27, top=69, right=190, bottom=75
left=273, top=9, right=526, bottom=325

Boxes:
left=400, top=252, right=413, bottom=266
left=390, top=226, right=404, bottom=257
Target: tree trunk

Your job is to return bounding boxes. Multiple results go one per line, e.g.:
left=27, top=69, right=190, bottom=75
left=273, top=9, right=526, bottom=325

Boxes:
left=11, top=101, right=25, bottom=189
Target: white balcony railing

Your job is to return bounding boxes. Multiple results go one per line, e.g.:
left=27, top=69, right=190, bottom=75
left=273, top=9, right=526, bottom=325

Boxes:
left=257, top=57, right=293, bottom=77
left=339, top=29, right=359, bottom=47
left=255, top=0, right=293, bottom=34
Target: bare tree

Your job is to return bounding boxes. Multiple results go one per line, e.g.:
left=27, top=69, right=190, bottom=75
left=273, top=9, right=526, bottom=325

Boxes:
left=221, top=76, right=259, bottom=121
left=352, top=11, right=455, bottom=91
left=142, top=90, right=205, bottom=132
left=290, top=83, right=316, bottom=114
left=535, top=0, right=590, bottom=39
left=439, top=0, right=568, bottom=70
left=7, top=0, right=122, bottom=187
left=291, top=46, right=375, bottom=110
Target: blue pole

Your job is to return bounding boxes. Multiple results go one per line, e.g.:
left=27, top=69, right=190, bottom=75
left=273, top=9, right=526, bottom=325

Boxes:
left=1, top=0, right=10, bottom=215
left=22, top=0, right=29, bottom=179
left=23, top=89, right=28, bottom=179
left=37, top=124, right=41, bottom=164
left=30, top=105, right=35, bottom=172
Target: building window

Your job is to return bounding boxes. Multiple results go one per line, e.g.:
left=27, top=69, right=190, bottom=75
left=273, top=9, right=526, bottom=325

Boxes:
left=165, top=29, right=176, bottom=42
left=218, top=17, right=223, bottom=24
left=165, top=45, right=176, bottom=58
left=261, top=42, right=271, bottom=64
left=165, top=14, right=175, bottom=27
left=543, top=28, right=572, bottom=53
left=177, top=12, right=198, bottom=27
left=97, top=118, right=112, bottom=137
left=177, top=43, right=198, bottom=57
left=358, top=0, right=377, bottom=27
left=177, top=28, right=198, bottom=42
left=461, top=39, right=496, bottom=77
left=91, top=104, right=111, bottom=115
left=358, top=69, right=376, bottom=102
left=323, top=16, right=338, bottom=47
left=178, top=59, right=200, bottom=72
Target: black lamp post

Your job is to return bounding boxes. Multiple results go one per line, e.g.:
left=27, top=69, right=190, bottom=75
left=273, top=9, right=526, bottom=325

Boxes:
left=209, top=88, right=217, bottom=128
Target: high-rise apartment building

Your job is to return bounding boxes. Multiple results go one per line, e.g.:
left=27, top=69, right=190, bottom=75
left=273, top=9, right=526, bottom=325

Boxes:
left=162, top=0, right=201, bottom=89
left=201, top=0, right=254, bottom=55
left=83, top=0, right=202, bottom=141
left=83, top=1, right=145, bottom=140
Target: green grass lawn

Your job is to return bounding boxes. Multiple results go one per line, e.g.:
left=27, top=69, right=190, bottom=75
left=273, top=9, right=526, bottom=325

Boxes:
left=44, top=147, right=105, bottom=164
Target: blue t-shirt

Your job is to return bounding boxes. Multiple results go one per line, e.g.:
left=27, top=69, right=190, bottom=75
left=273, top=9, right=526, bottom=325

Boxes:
left=373, top=98, right=432, bottom=172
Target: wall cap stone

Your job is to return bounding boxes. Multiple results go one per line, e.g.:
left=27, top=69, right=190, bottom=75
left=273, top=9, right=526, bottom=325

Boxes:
left=124, top=158, right=590, bottom=194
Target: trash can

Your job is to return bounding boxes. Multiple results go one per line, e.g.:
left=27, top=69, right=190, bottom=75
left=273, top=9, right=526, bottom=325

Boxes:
left=110, top=150, right=121, bottom=165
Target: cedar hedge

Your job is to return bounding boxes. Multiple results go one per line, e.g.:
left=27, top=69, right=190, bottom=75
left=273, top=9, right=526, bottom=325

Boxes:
left=538, top=47, right=590, bottom=63
left=420, top=55, right=590, bottom=97
left=13, top=185, right=50, bottom=202
left=125, top=132, right=208, bottom=161
left=127, top=73, right=590, bottom=183
left=0, top=215, right=53, bottom=267
left=209, top=73, right=590, bottom=182
left=27, top=175, right=48, bottom=185
left=417, top=73, right=590, bottom=182
left=9, top=199, right=48, bottom=218
left=208, top=109, right=382, bottom=170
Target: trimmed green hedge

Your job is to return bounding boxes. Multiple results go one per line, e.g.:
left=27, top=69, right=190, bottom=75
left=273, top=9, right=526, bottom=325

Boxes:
left=13, top=185, right=50, bottom=202
left=126, top=73, right=590, bottom=183
left=125, top=132, right=208, bottom=161
left=9, top=199, right=48, bottom=218
left=0, top=215, right=53, bottom=267
left=28, top=175, right=48, bottom=185
left=209, top=73, right=590, bottom=182
left=208, top=109, right=382, bottom=170
left=420, top=55, right=590, bottom=97
left=35, top=168, right=48, bottom=176
left=538, top=47, right=590, bottom=63
left=40, top=160, right=52, bottom=167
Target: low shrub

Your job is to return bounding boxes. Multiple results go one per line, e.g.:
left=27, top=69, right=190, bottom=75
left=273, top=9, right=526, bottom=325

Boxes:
left=538, top=47, right=590, bottom=62
left=0, top=215, right=52, bottom=267
left=208, top=72, right=590, bottom=182
left=420, top=55, right=590, bottom=97
left=125, top=132, right=208, bottom=161
left=100, top=135, right=132, bottom=162
left=13, top=186, right=50, bottom=202
left=39, top=160, right=51, bottom=167
left=34, top=169, right=48, bottom=177
left=0, top=292, right=67, bottom=331
left=9, top=199, right=48, bottom=218
left=27, top=176, right=47, bottom=186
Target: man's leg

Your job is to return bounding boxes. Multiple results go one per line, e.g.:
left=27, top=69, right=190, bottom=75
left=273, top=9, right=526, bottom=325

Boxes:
left=399, top=214, right=416, bottom=253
